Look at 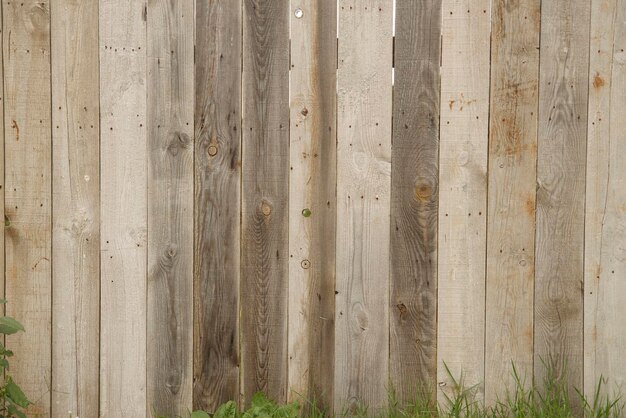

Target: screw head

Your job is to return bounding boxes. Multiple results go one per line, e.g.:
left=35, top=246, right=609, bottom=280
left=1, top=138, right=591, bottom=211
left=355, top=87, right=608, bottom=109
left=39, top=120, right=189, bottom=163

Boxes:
left=294, top=8, right=303, bottom=18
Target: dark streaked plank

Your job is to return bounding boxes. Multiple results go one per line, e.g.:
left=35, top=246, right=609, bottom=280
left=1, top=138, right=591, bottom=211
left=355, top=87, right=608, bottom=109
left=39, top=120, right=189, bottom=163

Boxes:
left=287, top=0, right=337, bottom=413
left=51, top=0, right=100, bottom=416
left=534, top=0, right=590, bottom=403
left=390, top=0, right=441, bottom=403
left=241, top=0, right=289, bottom=406
left=193, top=0, right=242, bottom=412
left=485, top=0, right=540, bottom=404
left=147, top=0, right=194, bottom=415
left=3, top=1, right=52, bottom=415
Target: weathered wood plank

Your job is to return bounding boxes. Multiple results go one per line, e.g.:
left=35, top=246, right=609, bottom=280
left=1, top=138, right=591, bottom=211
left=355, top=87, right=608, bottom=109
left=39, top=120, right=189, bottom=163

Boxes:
left=51, top=1, right=100, bottom=416
left=147, top=0, right=194, bottom=415
left=99, top=0, right=147, bottom=416
left=0, top=0, right=5, bottom=310
left=485, top=0, right=540, bottom=404
left=193, top=0, right=242, bottom=412
left=3, top=1, right=52, bottom=415
left=437, top=0, right=490, bottom=405
left=287, top=0, right=337, bottom=412
left=534, top=0, right=590, bottom=400
left=584, top=0, right=626, bottom=400
left=335, top=0, right=393, bottom=413
left=241, top=0, right=289, bottom=406
left=390, top=0, right=441, bottom=403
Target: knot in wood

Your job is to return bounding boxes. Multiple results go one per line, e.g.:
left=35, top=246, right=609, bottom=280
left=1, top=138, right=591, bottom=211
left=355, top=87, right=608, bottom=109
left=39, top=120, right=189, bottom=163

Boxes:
left=208, top=144, right=218, bottom=156
left=301, top=259, right=310, bottom=269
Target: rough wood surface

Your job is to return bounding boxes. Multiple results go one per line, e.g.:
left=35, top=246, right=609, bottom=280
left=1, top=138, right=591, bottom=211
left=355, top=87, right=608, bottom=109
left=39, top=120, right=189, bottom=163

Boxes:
left=241, top=0, right=289, bottom=406
left=390, top=0, right=441, bottom=403
left=534, top=0, right=590, bottom=401
left=51, top=1, right=100, bottom=416
left=485, top=0, right=540, bottom=404
left=147, top=0, right=194, bottom=415
left=287, top=0, right=336, bottom=412
left=437, top=0, right=490, bottom=404
left=2, top=1, right=52, bottom=415
left=335, top=0, right=393, bottom=413
left=584, top=0, right=626, bottom=400
left=99, top=1, right=147, bottom=416
left=193, top=0, right=242, bottom=412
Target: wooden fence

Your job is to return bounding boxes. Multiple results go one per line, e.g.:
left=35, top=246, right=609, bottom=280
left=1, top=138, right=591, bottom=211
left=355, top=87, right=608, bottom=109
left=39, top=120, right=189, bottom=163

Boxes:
left=0, top=0, right=624, bottom=416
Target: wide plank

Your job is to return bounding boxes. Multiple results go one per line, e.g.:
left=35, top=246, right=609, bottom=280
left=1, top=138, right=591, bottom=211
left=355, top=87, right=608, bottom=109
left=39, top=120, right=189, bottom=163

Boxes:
left=3, top=1, right=52, bottom=415
left=99, top=0, right=147, bottom=416
left=51, top=1, right=100, bottom=416
left=335, top=0, right=393, bottom=413
left=194, top=0, right=242, bottom=412
left=485, top=0, right=540, bottom=404
left=437, top=0, right=490, bottom=405
left=146, top=0, right=194, bottom=415
left=241, top=0, right=290, bottom=406
left=390, top=0, right=441, bottom=403
left=287, top=0, right=337, bottom=413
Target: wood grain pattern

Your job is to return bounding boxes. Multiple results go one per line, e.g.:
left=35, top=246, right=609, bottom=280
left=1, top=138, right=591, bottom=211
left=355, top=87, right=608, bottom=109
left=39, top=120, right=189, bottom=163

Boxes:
left=241, top=0, right=289, bottom=406
left=390, top=0, right=441, bottom=403
left=193, top=0, right=242, bottom=412
left=2, top=1, right=52, bottom=415
left=51, top=1, right=100, bottom=416
left=287, top=0, right=336, bottom=412
left=335, top=0, right=393, bottom=413
left=584, top=0, right=626, bottom=400
left=534, top=0, right=590, bottom=400
left=147, top=0, right=194, bottom=415
left=99, top=0, right=147, bottom=416
left=437, top=0, right=490, bottom=404
left=485, top=0, right=540, bottom=404
left=0, top=0, right=4, bottom=310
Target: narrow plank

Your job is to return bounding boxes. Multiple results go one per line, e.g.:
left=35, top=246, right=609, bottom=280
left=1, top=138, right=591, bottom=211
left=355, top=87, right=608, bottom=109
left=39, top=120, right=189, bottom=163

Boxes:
left=534, top=0, right=590, bottom=400
left=335, top=0, right=393, bottom=413
left=584, top=0, right=626, bottom=400
left=390, top=0, right=441, bottom=403
left=2, top=1, right=52, bottom=415
left=146, top=0, right=194, bottom=415
left=50, top=1, right=100, bottom=416
left=193, top=0, right=242, bottom=412
left=241, top=0, right=289, bottom=406
left=287, top=0, right=336, bottom=412
left=437, top=0, right=490, bottom=404
left=99, top=0, right=147, bottom=416
left=485, top=0, right=540, bottom=404
left=0, top=0, right=4, bottom=308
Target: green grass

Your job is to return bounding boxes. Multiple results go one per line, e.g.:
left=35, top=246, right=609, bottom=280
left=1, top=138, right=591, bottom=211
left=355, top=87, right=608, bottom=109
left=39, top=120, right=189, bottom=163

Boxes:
left=156, top=362, right=624, bottom=418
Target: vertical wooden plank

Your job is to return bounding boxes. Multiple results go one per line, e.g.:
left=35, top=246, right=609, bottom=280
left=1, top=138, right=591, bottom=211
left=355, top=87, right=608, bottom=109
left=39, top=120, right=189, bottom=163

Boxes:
left=437, top=0, right=490, bottom=404
left=485, top=0, right=540, bottom=404
left=335, top=0, right=392, bottom=412
left=99, top=0, right=147, bottom=416
left=3, top=1, right=52, bottom=415
left=287, top=0, right=336, bottom=411
left=390, top=0, right=441, bottom=403
left=241, top=0, right=289, bottom=405
left=534, top=0, right=590, bottom=399
left=0, top=0, right=4, bottom=309
left=51, top=1, right=100, bottom=417
left=194, top=0, right=241, bottom=412
left=584, top=0, right=626, bottom=400
left=147, top=0, right=194, bottom=415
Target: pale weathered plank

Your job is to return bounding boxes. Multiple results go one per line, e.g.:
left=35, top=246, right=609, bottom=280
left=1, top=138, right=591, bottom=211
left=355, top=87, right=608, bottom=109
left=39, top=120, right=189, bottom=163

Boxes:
left=0, top=0, right=4, bottom=309
left=437, top=0, right=490, bottom=405
left=51, top=1, right=100, bottom=416
left=241, top=0, right=289, bottom=406
left=194, top=0, right=242, bottom=412
left=485, top=0, right=540, bottom=404
left=390, top=0, right=441, bottom=403
left=99, top=0, right=147, bottom=416
left=3, top=1, right=52, bottom=415
left=335, top=0, right=393, bottom=413
left=534, top=0, right=590, bottom=400
left=287, top=0, right=337, bottom=412
left=146, top=0, right=194, bottom=415
left=584, top=0, right=626, bottom=400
